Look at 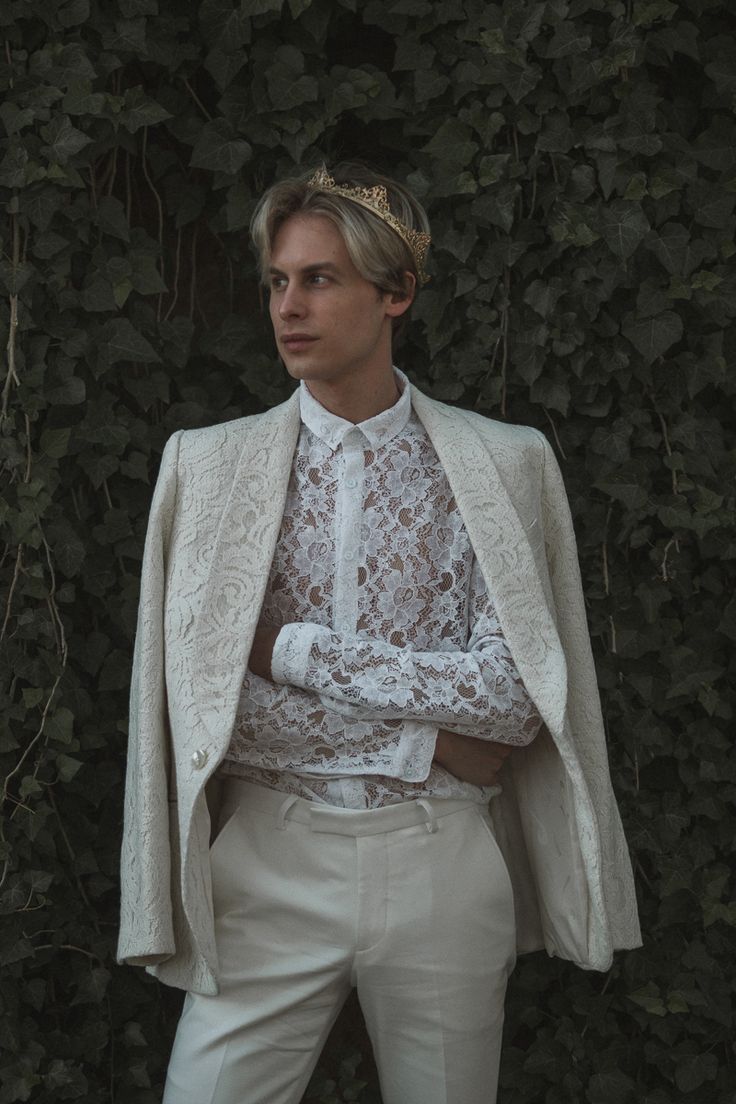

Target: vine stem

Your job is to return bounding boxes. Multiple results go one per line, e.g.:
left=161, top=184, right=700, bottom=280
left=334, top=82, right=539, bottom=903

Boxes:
left=47, top=785, right=96, bottom=920
left=184, top=77, right=213, bottom=121
left=500, top=267, right=510, bottom=419
left=1, top=213, right=20, bottom=420
left=601, top=505, right=617, bottom=654
left=654, top=407, right=679, bottom=494
left=0, top=545, right=23, bottom=642
left=2, top=670, right=64, bottom=813
left=164, top=227, right=183, bottom=321
left=189, top=222, right=199, bottom=320
left=30, top=943, right=103, bottom=962
left=474, top=331, right=500, bottom=410
left=543, top=409, right=567, bottom=459
left=140, top=126, right=166, bottom=320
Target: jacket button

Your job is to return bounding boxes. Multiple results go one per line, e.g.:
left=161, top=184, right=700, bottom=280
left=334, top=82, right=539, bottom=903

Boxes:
left=191, top=748, right=208, bottom=770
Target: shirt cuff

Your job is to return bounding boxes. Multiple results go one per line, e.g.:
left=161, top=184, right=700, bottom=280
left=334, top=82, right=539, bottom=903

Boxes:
left=271, top=622, right=321, bottom=685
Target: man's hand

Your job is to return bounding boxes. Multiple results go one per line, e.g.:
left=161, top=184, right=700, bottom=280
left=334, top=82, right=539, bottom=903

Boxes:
left=433, top=729, right=513, bottom=787
left=248, top=623, right=281, bottom=681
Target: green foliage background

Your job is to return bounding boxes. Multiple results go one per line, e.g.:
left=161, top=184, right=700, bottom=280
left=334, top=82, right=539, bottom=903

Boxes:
left=1, top=0, right=735, bottom=1100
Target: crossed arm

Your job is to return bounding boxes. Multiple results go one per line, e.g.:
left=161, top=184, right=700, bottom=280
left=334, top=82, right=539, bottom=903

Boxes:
left=247, top=622, right=536, bottom=786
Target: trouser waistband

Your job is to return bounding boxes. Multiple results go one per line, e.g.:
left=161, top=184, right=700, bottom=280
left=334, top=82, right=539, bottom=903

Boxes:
left=220, top=777, right=482, bottom=837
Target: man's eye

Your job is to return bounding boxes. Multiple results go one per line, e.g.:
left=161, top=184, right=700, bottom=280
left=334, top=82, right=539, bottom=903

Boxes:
left=270, top=278, right=286, bottom=290
left=310, top=274, right=328, bottom=285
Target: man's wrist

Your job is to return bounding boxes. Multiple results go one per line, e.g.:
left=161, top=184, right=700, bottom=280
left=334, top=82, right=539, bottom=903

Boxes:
left=433, top=729, right=450, bottom=766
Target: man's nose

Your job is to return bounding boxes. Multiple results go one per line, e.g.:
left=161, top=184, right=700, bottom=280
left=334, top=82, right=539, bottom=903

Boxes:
left=278, top=283, right=306, bottom=318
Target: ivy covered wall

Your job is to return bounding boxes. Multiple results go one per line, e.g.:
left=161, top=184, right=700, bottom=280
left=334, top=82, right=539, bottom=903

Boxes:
left=1, top=1, right=734, bottom=1101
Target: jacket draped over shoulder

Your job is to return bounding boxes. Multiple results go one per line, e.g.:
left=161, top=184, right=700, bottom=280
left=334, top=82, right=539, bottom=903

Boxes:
left=117, top=387, right=641, bottom=995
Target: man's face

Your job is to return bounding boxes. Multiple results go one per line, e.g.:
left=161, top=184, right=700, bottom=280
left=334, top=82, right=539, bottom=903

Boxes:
left=268, top=213, right=400, bottom=387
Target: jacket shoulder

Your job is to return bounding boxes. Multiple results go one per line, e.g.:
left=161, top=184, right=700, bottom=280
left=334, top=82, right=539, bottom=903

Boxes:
left=456, top=406, right=546, bottom=454
left=415, top=389, right=548, bottom=462
left=172, top=394, right=298, bottom=463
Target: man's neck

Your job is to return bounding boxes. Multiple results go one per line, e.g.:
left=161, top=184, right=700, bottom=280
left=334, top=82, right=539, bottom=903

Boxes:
left=305, top=369, right=401, bottom=424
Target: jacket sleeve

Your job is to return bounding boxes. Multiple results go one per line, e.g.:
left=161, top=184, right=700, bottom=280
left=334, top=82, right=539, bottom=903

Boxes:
left=117, top=431, right=182, bottom=968
left=536, top=429, right=642, bottom=955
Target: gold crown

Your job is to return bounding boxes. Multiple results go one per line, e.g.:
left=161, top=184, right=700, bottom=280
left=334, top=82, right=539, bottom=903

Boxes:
left=306, top=167, right=431, bottom=285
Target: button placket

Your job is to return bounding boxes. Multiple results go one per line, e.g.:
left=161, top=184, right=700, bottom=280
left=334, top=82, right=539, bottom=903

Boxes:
left=333, top=430, right=364, bottom=635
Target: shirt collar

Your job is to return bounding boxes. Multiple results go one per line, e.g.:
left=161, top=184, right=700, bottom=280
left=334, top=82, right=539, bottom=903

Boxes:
left=299, top=368, right=412, bottom=450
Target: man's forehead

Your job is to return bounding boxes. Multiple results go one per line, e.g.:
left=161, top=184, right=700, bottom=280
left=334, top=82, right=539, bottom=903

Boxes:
left=270, top=214, right=350, bottom=271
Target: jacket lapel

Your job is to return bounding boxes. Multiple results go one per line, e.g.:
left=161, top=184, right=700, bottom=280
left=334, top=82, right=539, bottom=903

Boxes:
left=192, top=392, right=301, bottom=737
left=411, top=389, right=568, bottom=736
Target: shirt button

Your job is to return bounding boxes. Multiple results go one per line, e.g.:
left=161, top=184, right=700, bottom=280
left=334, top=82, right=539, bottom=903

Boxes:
left=191, top=748, right=208, bottom=770
left=344, top=551, right=354, bottom=562
left=345, top=478, right=358, bottom=489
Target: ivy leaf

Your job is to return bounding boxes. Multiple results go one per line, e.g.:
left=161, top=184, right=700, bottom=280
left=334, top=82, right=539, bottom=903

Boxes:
left=120, top=0, right=159, bottom=13
left=20, top=187, right=60, bottom=230
left=544, top=21, right=592, bottom=59
left=0, top=102, right=35, bottom=135
left=265, top=46, right=319, bottom=111
left=501, top=59, right=542, bottom=103
left=120, top=86, right=173, bottom=132
left=599, top=201, right=650, bottom=260
left=62, top=80, right=105, bottom=115
left=645, top=222, right=710, bottom=277
left=40, top=428, right=72, bottom=458
left=58, top=0, right=91, bottom=27
left=524, top=279, right=565, bottom=319
left=422, top=120, right=478, bottom=168
left=45, top=377, right=86, bottom=405
left=102, top=17, right=149, bottom=55
left=45, top=520, right=86, bottom=577
left=693, top=117, right=736, bottom=170
left=96, top=196, right=130, bottom=241
left=586, top=1069, right=636, bottom=1103
left=633, top=0, right=678, bottom=27
left=687, top=180, right=735, bottom=229
left=41, top=42, right=97, bottom=84
left=55, top=754, right=83, bottom=782
left=190, top=118, right=252, bottom=173
left=242, top=0, right=283, bottom=13
left=80, top=275, right=117, bottom=312
left=40, top=114, right=92, bottom=163
left=98, top=318, right=160, bottom=364
left=0, top=145, right=28, bottom=187
left=198, top=0, right=252, bottom=46
left=704, top=55, right=736, bottom=99
left=674, top=1053, right=718, bottom=1093
left=627, top=983, right=667, bottom=1016
left=622, top=310, right=683, bottom=362
left=204, top=45, right=248, bottom=90
left=595, top=466, right=649, bottom=509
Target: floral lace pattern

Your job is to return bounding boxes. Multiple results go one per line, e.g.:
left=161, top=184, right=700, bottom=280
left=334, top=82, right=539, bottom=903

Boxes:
left=224, top=379, right=542, bottom=808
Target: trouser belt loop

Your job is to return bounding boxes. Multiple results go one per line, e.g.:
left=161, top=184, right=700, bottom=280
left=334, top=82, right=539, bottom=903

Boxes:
left=416, top=799, right=438, bottom=834
left=276, top=795, right=299, bottom=830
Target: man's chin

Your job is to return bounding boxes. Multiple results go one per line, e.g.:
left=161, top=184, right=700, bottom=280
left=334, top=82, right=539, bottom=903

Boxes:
left=282, top=358, right=333, bottom=381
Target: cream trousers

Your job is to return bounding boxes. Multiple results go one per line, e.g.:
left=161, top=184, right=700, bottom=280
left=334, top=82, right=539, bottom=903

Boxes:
left=162, top=779, right=516, bottom=1104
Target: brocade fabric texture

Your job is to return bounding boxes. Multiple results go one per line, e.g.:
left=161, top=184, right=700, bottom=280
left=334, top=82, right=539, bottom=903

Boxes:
left=222, top=372, right=542, bottom=808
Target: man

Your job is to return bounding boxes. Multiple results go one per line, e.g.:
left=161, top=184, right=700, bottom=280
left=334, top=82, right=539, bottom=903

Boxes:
left=117, top=164, right=641, bottom=1104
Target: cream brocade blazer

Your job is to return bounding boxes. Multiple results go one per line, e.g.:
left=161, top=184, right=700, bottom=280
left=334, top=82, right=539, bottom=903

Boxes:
left=117, top=385, right=642, bottom=995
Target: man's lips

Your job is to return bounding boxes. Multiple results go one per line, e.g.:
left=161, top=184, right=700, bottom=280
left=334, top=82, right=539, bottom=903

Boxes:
left=281, top=334, right=317, bottom=350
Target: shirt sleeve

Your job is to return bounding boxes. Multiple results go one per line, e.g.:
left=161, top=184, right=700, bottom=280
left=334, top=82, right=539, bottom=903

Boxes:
left=271, top=562, right=543, bottom=746
left=228, top=672, right=438, bottom=783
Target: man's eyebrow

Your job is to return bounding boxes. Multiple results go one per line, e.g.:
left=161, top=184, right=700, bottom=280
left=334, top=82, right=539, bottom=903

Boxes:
left=268, top=262, right=341, bottom=276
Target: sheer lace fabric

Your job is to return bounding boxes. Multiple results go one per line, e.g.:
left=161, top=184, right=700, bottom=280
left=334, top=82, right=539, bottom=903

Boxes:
left=223, top=376, right=542, bottom=808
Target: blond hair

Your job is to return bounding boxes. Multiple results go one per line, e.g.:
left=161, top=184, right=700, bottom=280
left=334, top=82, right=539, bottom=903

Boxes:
left=250, top=163, right=431, bottom=319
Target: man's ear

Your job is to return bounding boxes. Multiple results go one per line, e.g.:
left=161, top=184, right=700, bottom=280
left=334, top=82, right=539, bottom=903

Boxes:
left=384, top=271, right=416, bottom=319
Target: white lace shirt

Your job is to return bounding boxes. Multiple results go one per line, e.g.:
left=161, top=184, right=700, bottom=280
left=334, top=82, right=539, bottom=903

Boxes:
left=221, top=372, right=543, bottom=808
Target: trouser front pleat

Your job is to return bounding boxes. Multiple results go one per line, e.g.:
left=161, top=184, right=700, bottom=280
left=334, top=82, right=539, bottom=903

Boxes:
left=162, top=780, right=516, bottom=1104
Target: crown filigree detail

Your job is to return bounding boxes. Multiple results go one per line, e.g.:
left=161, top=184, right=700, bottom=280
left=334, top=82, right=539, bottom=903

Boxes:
left=306, top=167, right=431, bottom=285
